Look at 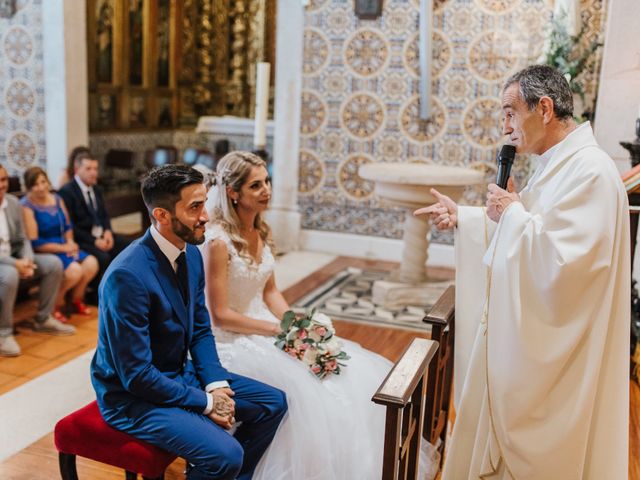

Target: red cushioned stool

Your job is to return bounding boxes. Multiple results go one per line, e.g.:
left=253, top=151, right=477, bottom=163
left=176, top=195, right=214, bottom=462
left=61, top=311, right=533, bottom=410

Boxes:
left=54, top=401, right=177, bottom=480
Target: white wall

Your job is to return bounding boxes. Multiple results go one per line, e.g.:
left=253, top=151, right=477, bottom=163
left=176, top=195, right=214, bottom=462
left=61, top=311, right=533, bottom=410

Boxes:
left=594, top=0, right=640, bottom=172
left=42, top=0, right=89, bottom=181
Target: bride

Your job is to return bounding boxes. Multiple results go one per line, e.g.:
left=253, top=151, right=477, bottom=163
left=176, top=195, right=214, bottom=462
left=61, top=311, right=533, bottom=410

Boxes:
left=200, top=151, right=402, bottom=479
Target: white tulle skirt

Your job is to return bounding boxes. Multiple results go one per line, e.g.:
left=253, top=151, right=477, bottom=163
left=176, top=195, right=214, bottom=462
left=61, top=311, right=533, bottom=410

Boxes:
left=215, top=328, right=392, bottom=479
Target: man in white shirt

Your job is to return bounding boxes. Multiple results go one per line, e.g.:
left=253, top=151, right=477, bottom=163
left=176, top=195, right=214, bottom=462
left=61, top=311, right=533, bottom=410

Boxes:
left=91, top=165, right=287, bottom=479
left=0, top=164, right=74, bottom=357
left=416, top=65, right=629, bottom=479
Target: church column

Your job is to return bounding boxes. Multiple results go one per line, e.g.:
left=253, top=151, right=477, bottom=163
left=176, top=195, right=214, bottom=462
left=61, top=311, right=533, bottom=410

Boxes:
left=42, top=0, right=89, bottom=181
left=265, top=0, right=304, bottom=253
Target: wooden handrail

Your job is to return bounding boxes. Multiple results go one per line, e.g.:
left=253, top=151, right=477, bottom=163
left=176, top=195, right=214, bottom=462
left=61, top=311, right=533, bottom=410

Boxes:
left=372, top=338, right=439, bottom=480
left=422, top=285, right=455, bottom=467
left=424, top=285, right=455, bottom=326
left=372, top=339, right=439, bottom=407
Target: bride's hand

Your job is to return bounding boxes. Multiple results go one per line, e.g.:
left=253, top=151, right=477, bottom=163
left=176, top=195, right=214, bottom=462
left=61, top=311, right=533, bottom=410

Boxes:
left=270, top=324, right=282, bottom=336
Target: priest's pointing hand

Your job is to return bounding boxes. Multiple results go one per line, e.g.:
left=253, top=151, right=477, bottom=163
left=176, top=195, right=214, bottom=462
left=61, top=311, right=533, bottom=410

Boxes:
left=486, top=176, right=520, bottom=223
left=413, top=188, right=458, bottom=230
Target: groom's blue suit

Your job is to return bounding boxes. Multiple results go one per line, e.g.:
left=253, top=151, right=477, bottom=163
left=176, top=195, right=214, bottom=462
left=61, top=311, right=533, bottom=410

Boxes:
left=91, top=229, right=287, bottom=480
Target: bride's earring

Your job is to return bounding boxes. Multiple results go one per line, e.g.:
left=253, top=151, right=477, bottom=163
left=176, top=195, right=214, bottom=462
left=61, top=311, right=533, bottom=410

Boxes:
left=233, top=199, right=238, bottom=205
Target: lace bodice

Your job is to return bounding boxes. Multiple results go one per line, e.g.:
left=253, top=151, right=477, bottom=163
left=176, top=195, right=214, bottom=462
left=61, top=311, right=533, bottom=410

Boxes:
left=202, top=225, right=279, bottom=343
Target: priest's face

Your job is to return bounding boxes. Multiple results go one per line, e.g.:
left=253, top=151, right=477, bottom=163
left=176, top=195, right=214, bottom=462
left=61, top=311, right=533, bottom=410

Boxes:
left=501, top=83, right=546, bottom=155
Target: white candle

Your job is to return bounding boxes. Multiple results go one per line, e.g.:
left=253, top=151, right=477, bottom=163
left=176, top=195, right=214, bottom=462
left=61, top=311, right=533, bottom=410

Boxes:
left=254, top=62, right=271, bottom=148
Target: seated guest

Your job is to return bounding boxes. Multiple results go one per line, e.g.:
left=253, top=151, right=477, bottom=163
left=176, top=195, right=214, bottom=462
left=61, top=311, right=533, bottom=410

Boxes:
left=91, top=165, right=287, bottom=479
left=0, top=164, right=74, bottom=357
left=21, top=167, right=98, bottom=320
left=58, top=147, right=131, bottom=301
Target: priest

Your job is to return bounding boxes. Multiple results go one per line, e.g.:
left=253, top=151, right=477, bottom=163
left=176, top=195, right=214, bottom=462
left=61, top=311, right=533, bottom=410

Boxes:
left=415, top=64, right=629, bottom=479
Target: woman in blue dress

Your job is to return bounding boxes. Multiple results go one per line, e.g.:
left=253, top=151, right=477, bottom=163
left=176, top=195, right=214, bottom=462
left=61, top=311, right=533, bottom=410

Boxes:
left=21, top=167, right=98, bottom=321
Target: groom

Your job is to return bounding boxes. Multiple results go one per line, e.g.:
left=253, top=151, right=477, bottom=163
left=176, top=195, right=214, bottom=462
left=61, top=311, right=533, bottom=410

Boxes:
left=91, top=165, right=287, bottom=479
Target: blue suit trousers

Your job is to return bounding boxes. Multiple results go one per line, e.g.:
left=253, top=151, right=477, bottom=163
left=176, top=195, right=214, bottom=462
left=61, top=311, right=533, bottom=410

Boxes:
left=106, top=370, right=287, bottom=480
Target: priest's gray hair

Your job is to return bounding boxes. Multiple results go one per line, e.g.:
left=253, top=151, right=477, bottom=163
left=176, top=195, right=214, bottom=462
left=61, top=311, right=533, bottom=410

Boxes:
left=503, top=65, right=574, bottom=120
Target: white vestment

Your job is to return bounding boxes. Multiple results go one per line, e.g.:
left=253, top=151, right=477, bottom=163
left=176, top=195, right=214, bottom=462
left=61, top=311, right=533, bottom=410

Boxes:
left=443, top=122, right=630, bottom=480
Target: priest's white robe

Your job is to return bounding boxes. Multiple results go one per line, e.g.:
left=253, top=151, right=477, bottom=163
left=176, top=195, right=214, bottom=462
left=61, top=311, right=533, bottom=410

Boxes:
left=443, top=122, right=630, bottom=480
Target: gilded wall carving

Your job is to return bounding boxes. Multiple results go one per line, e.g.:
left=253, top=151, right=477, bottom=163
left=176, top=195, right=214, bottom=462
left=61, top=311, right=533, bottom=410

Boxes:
left=298, top=0, right=607, bottom=239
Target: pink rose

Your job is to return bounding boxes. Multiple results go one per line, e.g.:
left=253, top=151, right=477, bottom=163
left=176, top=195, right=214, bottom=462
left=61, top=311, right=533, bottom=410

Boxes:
left=298, top=329, right=308, bottom=340
left=315, top=327, right=327, bottom=337
left=311, top=364, right=322, bottom=374
left=326, top=360, right=337, bottom=371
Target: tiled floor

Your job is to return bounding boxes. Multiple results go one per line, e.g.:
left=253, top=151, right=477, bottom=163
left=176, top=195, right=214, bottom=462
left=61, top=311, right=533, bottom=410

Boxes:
left=0, top=307, right=99, bottom=396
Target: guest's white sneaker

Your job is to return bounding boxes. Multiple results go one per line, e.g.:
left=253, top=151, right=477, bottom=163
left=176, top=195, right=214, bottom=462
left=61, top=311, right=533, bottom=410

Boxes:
left=33, top=316, right=76, bottom=336
left=0, top=335, right=21, bottom=356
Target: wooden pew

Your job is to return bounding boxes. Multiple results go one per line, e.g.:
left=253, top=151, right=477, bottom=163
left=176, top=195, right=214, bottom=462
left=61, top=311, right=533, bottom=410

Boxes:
left=372, top=337, right=439, bottom=480
left=373, top=285, right=456, bottom=479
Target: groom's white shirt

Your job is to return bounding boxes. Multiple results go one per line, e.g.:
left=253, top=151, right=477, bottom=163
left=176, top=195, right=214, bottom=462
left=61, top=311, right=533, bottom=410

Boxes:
left=150, top=225, right=229, bottom=415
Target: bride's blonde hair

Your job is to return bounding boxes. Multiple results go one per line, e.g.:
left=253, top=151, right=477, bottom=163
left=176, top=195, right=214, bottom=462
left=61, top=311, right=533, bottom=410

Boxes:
left=208, top=151, right=274, bottom=263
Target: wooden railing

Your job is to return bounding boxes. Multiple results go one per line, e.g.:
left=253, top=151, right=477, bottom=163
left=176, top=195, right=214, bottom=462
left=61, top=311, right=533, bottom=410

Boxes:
left=422, top=285, right=455, bottom=465
left=372, top=338, right=439, bottom=480
left=373, top=285, right=456, bottom=479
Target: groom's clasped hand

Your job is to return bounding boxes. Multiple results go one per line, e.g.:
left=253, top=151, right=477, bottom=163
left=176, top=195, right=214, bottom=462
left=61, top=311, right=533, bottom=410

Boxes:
left=209, top=387, right=236, bottom=430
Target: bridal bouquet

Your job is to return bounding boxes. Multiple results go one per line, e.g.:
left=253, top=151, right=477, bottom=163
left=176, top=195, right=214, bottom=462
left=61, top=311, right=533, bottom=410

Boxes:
left=274, top=310, right=350, bottom=379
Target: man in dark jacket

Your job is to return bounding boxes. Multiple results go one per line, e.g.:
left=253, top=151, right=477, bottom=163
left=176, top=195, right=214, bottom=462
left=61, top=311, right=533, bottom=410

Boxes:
left=58, top=147, right=130, bottom=302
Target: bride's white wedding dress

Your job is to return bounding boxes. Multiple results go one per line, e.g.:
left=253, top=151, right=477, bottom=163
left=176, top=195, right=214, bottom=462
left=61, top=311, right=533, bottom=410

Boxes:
left=202, top=225, right=395, bottom=479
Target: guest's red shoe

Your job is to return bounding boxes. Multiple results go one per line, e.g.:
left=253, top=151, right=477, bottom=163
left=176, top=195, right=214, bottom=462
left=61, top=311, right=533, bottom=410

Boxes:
left=72, top=300, right=92, bottom=315
left=53, top=308, right=69, bottom=323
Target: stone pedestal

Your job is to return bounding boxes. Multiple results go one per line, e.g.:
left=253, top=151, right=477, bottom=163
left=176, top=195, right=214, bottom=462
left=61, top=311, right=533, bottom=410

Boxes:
left=359, top=163, right=484, bottom=308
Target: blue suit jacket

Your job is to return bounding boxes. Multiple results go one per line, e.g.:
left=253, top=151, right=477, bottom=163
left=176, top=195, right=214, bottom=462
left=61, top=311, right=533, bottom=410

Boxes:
left=91, top=229, right=229, bottom=419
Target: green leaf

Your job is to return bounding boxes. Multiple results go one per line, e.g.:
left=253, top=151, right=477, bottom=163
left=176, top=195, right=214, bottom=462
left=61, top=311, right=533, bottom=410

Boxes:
left=299, top=318, right=311, bottom=329
left=281, top=310, right=296, bottom=332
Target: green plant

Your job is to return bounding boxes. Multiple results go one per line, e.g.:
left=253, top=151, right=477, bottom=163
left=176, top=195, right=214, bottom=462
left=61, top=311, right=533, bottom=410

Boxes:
left=543, top=12, right=602, bottom=109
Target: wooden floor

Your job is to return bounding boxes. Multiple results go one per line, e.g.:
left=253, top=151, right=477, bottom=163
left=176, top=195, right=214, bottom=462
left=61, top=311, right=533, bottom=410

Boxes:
left=0, top=301, right=99, bottom=395
left=0, top=256, right=637, bottom=478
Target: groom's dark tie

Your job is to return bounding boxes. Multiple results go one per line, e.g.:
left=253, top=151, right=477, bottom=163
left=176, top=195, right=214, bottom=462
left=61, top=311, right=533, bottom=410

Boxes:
left=176, top=252, right=189, bottom=305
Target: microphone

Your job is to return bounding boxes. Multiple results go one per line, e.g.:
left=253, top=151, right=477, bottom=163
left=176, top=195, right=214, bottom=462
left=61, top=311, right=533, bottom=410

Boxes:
left=496, top=144, right=516, bottom=189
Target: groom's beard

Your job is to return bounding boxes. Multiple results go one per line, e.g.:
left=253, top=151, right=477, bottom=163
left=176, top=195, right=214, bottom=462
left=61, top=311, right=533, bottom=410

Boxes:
left=171, top=216, right=206, bottom=245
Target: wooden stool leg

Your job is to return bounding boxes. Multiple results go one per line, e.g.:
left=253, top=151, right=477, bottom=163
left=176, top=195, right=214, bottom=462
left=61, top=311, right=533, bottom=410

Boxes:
left=58, top=453, right=78, bottom=480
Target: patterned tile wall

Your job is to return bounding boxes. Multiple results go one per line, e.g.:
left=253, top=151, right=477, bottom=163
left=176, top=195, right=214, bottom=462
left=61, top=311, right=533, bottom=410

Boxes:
left=298, top=0, right=607, bottom=240
left=0, top=0, right=45, bottom=179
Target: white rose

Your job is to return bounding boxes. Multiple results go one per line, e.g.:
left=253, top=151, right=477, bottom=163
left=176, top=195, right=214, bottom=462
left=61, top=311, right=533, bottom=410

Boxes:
left=302, top=347, right=318, bottom=365
left=286, top=327, right=299, bottom=342
left=312, top=312, right=333, bottom=328
left=325, top=338, right=342, bottom=356
left=309, top=330, right=322, bottom=342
